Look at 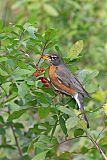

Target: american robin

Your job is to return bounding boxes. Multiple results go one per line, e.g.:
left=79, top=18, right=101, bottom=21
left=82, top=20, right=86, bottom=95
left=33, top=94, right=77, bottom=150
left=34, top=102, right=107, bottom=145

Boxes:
left=41, top=53, right=90, bottom=128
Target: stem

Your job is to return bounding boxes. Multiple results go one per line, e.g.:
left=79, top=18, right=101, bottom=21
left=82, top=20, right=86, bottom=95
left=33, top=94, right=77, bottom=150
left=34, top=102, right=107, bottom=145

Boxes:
left=8, top=109, right=22, bottom=156
left=59, top=134, right=107, bottom=160
left=95, top=127, right=106, bottom=142
left=78, top=121, right=107, bottom=160
left=37, top=41, right=48, bottom=64
left=86, top=134, right=107, bottom=160
left=19, top=30, right=24, bottom=42
left=10, top=124, right=23, bottom=156
left=50, top=118, right=58, bottom=140
left=19, top=40, right=48, bottom=68
left=59, top=136, right=87, bottom=145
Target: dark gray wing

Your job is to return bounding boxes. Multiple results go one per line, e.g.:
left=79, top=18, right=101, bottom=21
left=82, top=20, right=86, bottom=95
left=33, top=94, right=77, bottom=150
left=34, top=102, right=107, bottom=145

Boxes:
left=56, top=64, right=90, bottom=97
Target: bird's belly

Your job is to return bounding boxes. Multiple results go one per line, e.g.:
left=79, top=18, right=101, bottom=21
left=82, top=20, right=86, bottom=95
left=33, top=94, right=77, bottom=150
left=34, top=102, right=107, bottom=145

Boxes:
left=49, top=65, right=76, bottom=95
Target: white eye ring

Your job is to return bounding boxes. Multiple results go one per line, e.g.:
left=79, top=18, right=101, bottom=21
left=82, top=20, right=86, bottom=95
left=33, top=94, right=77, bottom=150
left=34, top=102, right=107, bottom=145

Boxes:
left=51, top=56, right=57, bottom=60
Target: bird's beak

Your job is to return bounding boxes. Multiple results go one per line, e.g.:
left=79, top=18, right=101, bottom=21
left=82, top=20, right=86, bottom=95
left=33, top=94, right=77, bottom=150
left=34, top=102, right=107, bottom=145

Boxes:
left=41, top=55, right=50, bottom=60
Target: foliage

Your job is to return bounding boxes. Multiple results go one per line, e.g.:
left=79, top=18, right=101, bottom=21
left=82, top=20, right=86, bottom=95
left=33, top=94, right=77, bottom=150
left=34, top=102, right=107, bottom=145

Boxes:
left=0, top=0, right=107, bottom=160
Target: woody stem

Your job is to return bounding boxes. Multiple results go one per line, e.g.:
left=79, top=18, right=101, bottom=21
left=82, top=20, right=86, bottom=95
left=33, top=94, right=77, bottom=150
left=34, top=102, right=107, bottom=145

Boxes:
left=8, top=108, right=22, bottom=156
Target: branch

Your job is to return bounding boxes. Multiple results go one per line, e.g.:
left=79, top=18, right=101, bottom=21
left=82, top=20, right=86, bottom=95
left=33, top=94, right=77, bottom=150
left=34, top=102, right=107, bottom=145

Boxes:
left=19, top=40, right=48, bottom=68
left=77, top=121, right=107, bottom=160
left=59, top=134, right=107, bottom=160
left=95, top=127, right=106, bottom=142
left=86, top=134, right=107, bottom=160
left=10, top=124, right=23, bottom=156
left=37, top=41, right=48, bottom=64
left=59, top=136, right=87, bottom=145
left=8, top=109, right=22, bottom=156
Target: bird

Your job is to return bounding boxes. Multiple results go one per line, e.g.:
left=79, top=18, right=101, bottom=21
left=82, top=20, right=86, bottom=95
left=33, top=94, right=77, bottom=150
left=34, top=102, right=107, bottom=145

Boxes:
left=41, top=53, right=90, bottom=128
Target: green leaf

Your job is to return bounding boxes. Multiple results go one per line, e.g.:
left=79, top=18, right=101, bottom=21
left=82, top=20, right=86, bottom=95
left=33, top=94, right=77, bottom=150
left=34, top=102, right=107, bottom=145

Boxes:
left=68, top=40, right=83, bottom=60
left=27, top=26, right=38, bottom=39
left=59, top=115, right=68, bottom=136
left=56, top=106, right=77, bottom=129
left=4, top=91, right=18, bottom=103
left=36, top=33, right=45, bottom=43
left=77, top=70, right=88, bottom=83
left=20, top=154, right=30, bottom=160
left=0, top=116, right=4, bottom=123
left=74, top=128, right=84, bottom=137
left=28, top=136, right=39, bottom=153
left=39, top=135, right=50, bottom=144
left=56, top=106, right=75, bottom=116
left=38, top=107, right=50, bottom=118
left=99, top=136, right=107, bottom=145
left=16, top=24, right=24, bottom=30
left=66, top=116, right=77, bottom=129
left=55, top=45, right=62, bottom=56
left=0, top=68, right=8, bottom=76
left=13, top=69, right=32, bottom=76
left=103, top=103, right=107, bottom=116
left=81, top=146, right=89, bottom=154
left=58, top=152, right=72, bottom=159
left=0, top=144, right=16, bottom=150
left=85, top=82, right=98, bottom=93
left=7, top=108, right=28, bottom=121
left=77, top=69, right=99, bottom=83
left=44, top=4, right=59, bottom=17
left=51, top=115, right=58, bottom=139
left=23, top=22, right=32, bottom=30
left=17, top=82, right=29, bottom=98
left=1, top=82, right=11, bottom=95
left=85, top=70, right=99, bottom=81
left=46, top=41, right=57, bottom=49
left=0, top=128, right=5, bottom=135
left=33, top=91, right=51, bottom=104
left=45, top=28, right=56, bottom=41
left=0, top=57, right=8, bottom=62
left=32, top=150, right=48, bottom=160
left=14, top=123, right=24, bottom=129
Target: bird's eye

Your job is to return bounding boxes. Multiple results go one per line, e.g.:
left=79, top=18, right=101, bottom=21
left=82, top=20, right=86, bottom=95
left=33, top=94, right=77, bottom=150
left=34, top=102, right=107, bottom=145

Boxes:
left=51, top=56, right=57, bottom=60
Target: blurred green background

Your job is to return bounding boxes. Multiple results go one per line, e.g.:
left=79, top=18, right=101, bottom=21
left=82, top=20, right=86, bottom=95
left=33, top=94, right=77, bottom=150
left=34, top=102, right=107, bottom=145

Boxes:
left=0, top=0, right=107, bottom=160
left=1, top=0, right=107, bottom=87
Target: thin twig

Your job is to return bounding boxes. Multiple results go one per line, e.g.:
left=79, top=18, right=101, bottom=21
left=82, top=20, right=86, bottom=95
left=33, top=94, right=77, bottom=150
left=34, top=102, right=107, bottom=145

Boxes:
left=59, top=133, right=107, bottom=160
left=19, top=30, right=24, bottom=41
left=10, top=124, right=23, bottom=156
left=37, top=41, right=48, bottom=64
left=78, top=122, right=107, bottom=160
left=19, top=49, right=38, bottom=68
left=7, top=109, right=22, bottom=156
left=50, top=118, right=58, bottom=140
left=59, top=136, right=87, bottom=145
left=19, top=40, right=47, bottom=68
left=86, top=134, right=107, bottom=160
left=95, top=127, right=106, bottom=142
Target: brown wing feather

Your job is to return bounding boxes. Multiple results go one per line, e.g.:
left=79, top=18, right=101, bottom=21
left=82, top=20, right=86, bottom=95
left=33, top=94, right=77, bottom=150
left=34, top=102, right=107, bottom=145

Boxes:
left=56, top=64, right=90, bottom=98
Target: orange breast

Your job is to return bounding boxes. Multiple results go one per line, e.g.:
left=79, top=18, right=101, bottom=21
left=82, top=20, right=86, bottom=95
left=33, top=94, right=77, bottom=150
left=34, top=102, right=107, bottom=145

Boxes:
left=49, top=65, right=76, bottom=95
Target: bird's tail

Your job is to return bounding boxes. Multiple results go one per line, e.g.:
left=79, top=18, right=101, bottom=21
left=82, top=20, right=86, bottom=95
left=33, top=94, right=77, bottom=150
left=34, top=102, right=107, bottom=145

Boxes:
left=74, top=93, right=89, bottom=128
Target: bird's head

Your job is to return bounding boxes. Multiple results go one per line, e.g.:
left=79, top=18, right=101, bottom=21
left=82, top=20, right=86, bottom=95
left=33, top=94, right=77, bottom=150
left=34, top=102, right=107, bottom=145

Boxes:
left=41, top=54, right=63, bottom=66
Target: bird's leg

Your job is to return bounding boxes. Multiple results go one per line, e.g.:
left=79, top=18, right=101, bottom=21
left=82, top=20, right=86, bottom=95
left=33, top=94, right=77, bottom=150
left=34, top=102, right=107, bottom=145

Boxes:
left=60, top=93, right=64, bottom=105
left=52, top=90, right=62, bottom=104
left=55, top=91, right=65, bottom=105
